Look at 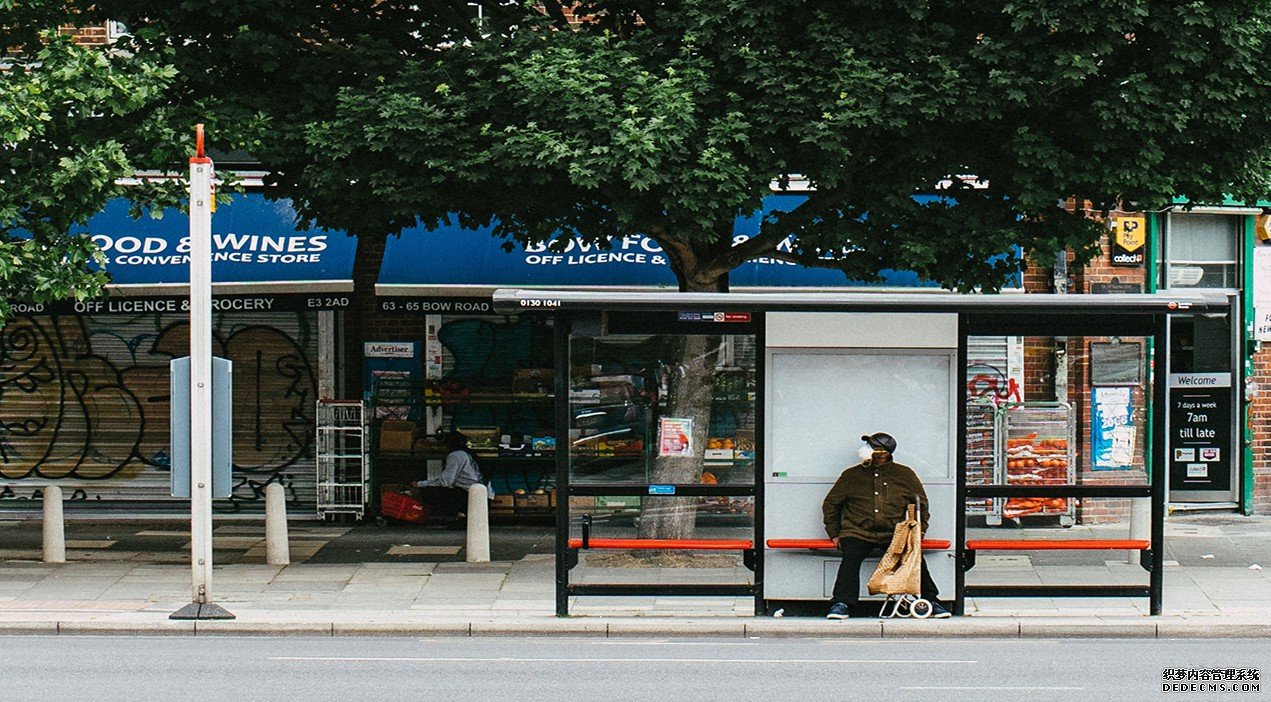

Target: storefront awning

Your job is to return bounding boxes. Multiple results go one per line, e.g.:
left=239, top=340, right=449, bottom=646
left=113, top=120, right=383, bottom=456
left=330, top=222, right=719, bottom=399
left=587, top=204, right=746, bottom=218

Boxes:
left=375, top=194, right=1010, bottom=296
left=75, top=194, right=357, bottom=296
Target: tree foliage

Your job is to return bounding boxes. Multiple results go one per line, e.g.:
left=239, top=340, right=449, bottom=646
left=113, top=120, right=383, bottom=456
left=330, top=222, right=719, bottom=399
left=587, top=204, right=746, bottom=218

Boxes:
left=0, top=2, right=175, bottom=321
left=102, top=1, right=1271, bottom=291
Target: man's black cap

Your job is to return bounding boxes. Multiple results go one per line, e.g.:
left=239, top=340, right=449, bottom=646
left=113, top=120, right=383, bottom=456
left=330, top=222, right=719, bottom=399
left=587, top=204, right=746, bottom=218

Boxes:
left=861, top=432, right=897, bottom=454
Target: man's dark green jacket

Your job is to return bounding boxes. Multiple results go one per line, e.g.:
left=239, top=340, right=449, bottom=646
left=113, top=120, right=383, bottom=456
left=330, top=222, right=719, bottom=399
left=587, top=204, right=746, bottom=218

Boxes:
left=822, top=457, right=930, bottom=544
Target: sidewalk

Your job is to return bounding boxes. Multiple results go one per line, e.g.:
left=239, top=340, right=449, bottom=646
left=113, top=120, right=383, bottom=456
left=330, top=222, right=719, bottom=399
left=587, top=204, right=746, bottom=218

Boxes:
left=0, top=513, right=1268, bottom=638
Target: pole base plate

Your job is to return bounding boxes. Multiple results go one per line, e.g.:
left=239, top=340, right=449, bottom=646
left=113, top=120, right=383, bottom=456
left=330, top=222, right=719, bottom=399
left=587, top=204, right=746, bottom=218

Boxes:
left=169, top=602, right=236, bottom=620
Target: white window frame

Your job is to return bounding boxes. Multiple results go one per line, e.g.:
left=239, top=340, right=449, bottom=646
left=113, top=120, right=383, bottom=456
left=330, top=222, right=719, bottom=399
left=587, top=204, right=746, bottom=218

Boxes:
left=1160, top=209, right=1251, bottom=292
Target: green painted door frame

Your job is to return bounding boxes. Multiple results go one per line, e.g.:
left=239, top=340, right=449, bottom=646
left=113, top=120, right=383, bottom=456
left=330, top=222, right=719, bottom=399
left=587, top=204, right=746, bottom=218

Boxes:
left=1241, top=216, right=1257, bottom=515
left=1146, top=210, right=1254, bottom=513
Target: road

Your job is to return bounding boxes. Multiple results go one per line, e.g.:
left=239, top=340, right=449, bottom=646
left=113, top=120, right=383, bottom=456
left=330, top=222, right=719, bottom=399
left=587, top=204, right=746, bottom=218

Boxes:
left=3, top=635, right=1265, bottom=701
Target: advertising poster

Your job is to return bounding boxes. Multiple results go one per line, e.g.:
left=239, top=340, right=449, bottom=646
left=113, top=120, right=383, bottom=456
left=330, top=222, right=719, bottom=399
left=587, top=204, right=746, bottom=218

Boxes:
left=1254, top=246, right=1271, bottom=342
left=1091, top=387, right=1135, bottom=470
left=658, top=417, right=694, bottom=457
left=363, top=342, right=422, bottom=419
left=1168, top=373, right=1232, bottom=491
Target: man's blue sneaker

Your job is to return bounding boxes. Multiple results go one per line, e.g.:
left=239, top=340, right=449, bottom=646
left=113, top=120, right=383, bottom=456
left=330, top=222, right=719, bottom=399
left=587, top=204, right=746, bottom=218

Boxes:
left=929, top=602, right=952, bottom=618
left=826, top=603, right=850, bottom=619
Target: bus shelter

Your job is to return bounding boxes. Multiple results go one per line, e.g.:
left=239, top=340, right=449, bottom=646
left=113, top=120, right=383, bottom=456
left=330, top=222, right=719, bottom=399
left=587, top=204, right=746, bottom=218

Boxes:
left=492, top=289, right=1231, bottom=617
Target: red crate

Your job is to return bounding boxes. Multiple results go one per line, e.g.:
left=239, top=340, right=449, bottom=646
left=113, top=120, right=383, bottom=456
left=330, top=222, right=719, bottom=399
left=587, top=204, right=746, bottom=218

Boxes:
left=381, top=491, right=426, bottom=524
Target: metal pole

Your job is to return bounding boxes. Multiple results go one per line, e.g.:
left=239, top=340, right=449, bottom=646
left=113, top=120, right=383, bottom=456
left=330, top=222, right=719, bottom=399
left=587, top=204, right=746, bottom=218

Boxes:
left=751, top=312, right=766, bottom=616
left=1150, top=313, right=1168, bottom=616
left=190, top=127, right=214, bottom=609
left=171, top=125, right=233, bottom=620
left=554, top=314, right=571, bottom=617
left=953, top=314, right=969, bottom=616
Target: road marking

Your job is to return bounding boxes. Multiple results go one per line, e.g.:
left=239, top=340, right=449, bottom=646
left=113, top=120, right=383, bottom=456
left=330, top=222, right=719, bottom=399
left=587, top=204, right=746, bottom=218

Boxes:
left=595, top=641, right=762, bottom=646
left=902, top=687, right=1083, bottom=691
left=273, top=656, right=977, bottom=664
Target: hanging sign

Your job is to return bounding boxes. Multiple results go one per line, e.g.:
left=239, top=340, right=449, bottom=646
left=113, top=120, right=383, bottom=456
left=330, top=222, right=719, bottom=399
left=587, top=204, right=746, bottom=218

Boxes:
left=1254, top=246, right=1271, bottom=342
left=1091, top=387, right=1135, bottom=470
left=657, top=417, right=694, bottom=457
left=1168, top=373, right=1232, bottom=491
left=1110, top=215, right=1146, bottom=266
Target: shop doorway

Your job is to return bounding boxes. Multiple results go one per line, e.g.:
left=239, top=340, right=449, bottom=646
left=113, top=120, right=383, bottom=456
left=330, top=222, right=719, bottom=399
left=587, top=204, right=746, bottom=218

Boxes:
left=1166, top=304, right=1240, bottom=504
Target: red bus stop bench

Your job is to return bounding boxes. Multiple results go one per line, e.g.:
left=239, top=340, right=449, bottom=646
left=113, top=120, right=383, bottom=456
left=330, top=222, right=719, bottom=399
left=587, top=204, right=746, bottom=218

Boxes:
left=963, top=538, right=1152, bottom=572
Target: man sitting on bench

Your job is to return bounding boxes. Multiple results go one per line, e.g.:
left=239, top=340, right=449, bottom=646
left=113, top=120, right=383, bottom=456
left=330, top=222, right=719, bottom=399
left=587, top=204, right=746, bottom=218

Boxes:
left=821, top=432, right=951, bottom=619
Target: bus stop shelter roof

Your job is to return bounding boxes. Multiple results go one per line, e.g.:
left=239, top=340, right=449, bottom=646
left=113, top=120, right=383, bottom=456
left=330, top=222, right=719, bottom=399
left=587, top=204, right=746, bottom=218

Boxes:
left=492, top=288, right=1231, bottom=316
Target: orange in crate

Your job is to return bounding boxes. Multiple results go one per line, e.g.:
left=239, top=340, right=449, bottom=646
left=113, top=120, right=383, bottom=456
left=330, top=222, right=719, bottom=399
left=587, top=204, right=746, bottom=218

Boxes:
left=381, top=491, right=426, bottom=524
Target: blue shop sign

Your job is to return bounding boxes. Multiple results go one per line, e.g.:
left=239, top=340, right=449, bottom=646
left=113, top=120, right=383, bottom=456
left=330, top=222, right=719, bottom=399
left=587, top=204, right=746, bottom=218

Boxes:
left=71, top=194, right=356, bottom=288
left=377, top=194, right=1019, bottom=291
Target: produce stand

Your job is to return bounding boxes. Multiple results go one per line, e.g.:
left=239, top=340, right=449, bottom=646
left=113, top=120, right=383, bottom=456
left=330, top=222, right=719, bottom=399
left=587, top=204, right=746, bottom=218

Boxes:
left=997, top=402, right=1076, bottom=526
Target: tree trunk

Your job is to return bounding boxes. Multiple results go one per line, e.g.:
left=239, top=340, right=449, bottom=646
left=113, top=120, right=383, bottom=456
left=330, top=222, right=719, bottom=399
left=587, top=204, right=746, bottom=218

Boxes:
left=637, top=332, right=722, bottom=540
left=344, top=230, right=389, bottom=399
left=636, top=254, right=728, bottom=542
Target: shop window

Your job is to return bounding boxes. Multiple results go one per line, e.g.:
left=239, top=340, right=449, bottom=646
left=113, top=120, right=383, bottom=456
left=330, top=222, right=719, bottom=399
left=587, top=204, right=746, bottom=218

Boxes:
left=1164, top=213, right=1241, bottom=289
left=568, top=332, right=756, bottom=486
left=1169, top=314, right=1231, bottom=374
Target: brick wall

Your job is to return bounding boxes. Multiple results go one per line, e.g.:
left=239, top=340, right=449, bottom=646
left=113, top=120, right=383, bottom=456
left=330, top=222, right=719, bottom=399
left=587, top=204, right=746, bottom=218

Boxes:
left=59, top=25, right=112, bottom=46
left=1022, top=219, right=1156, bottom=523
left=1252, top=345, right=1271, bottom=514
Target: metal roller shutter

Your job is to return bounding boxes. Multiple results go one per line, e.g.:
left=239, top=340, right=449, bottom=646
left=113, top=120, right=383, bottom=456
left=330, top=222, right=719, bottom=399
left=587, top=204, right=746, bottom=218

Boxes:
left=0, top=309, right=319, bottom=512
left=965, top=336, right=1023, bottom=515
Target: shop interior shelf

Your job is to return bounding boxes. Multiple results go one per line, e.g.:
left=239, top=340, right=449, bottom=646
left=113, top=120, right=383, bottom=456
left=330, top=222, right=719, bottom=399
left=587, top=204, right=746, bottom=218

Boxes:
left=423, top=392, right=555, bottom=406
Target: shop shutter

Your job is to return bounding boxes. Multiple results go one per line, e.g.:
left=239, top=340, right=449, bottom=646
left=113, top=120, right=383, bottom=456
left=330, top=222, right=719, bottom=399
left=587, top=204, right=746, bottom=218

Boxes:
left=964, top=336, right=1022, bottom=513
left=0, top=310, right=319, bottom=512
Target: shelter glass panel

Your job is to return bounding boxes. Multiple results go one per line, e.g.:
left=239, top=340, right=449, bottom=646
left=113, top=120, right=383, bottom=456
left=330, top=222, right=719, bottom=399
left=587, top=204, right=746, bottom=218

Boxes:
left=964, top=334, right=1153, bottom=524
left=568, top=333, right=757, bottom=486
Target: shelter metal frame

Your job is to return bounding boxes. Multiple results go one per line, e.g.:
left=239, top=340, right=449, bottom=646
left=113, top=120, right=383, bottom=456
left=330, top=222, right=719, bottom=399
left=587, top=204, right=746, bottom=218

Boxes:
left=494, top=289, right=1230, bottom=618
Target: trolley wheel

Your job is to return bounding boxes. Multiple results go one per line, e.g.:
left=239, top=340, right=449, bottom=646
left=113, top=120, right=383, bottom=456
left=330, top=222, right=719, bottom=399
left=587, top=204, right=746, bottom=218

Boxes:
left=375, top=516, right=388, bottom=528
left=910, top=598, right=933, bottom=619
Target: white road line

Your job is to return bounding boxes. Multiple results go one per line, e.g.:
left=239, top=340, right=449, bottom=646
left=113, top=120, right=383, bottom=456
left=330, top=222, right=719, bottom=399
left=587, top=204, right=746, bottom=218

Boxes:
left=902, top=687, right=1084, bottom=691
left=594, top=641, right=762, bottom=646
left=272, top=656, right=977, bottom=664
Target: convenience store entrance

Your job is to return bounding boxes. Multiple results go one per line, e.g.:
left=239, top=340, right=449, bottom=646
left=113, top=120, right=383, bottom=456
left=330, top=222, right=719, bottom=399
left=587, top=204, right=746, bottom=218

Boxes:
left=1166, top=306, right=1241, bottom=504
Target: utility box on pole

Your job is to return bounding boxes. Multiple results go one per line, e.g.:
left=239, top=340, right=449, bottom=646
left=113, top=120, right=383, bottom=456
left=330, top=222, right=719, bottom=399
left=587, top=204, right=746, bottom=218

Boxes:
left=170, top=356, right=233, bottom=499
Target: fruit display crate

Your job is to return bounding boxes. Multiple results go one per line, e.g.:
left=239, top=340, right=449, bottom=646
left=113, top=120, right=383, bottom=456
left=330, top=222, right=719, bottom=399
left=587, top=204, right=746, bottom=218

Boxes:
left=995, top=402, right=1076, bottom=527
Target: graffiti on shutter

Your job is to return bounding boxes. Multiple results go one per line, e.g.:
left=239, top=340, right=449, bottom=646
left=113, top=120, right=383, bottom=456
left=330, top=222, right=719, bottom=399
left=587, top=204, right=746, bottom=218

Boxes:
left=0, top=311, right=318, bottom=512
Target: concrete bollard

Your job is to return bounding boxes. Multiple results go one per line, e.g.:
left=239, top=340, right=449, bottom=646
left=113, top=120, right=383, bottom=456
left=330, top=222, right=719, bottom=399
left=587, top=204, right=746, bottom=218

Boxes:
left=466, top=484, right=490, bottom=563
left=42, top=485, right=65, bottom=564
left=265, top=483, right=290, bottom=565
left=1128, top=497, right=1150, bottom=565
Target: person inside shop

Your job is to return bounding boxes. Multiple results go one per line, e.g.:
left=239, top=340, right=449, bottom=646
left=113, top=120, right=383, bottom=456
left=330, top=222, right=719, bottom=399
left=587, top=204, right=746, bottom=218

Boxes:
left=821, top=432, right=952, bottom=619
left=416, top=432, right=489, bottom=521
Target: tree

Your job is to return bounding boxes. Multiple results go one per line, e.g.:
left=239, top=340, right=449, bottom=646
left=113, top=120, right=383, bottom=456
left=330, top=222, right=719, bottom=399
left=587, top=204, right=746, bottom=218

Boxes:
left=104, top=0, right=1271, bottom=537
left=0, top=4, right=175, bottom=323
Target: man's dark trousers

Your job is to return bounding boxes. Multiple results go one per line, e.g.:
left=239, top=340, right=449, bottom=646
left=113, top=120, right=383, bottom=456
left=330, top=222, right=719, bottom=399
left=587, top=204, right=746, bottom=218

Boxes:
left=830, top=536, right=940, bottom=611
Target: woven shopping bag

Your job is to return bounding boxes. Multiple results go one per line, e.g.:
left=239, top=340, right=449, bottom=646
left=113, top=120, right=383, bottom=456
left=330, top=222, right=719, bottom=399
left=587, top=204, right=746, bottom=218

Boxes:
left=866, top=504, right=923, bottom=596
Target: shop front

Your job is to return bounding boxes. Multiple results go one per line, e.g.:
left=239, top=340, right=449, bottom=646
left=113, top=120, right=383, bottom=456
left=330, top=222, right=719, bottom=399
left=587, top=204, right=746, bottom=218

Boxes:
left=1148, top=206, right=1261, bottom=509
left=0, top=194, right=355, bottom=513
left=493, top=288, right=1229, bottom=616
left=362, top=194, right=1023, bottom=522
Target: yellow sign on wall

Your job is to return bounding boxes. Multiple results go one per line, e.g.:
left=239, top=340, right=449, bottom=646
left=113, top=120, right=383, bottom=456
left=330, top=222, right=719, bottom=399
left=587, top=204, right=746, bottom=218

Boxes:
left=1110, top=215, right=1146, bottom=266
left=1113, top=215, right=1146, bottom=251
